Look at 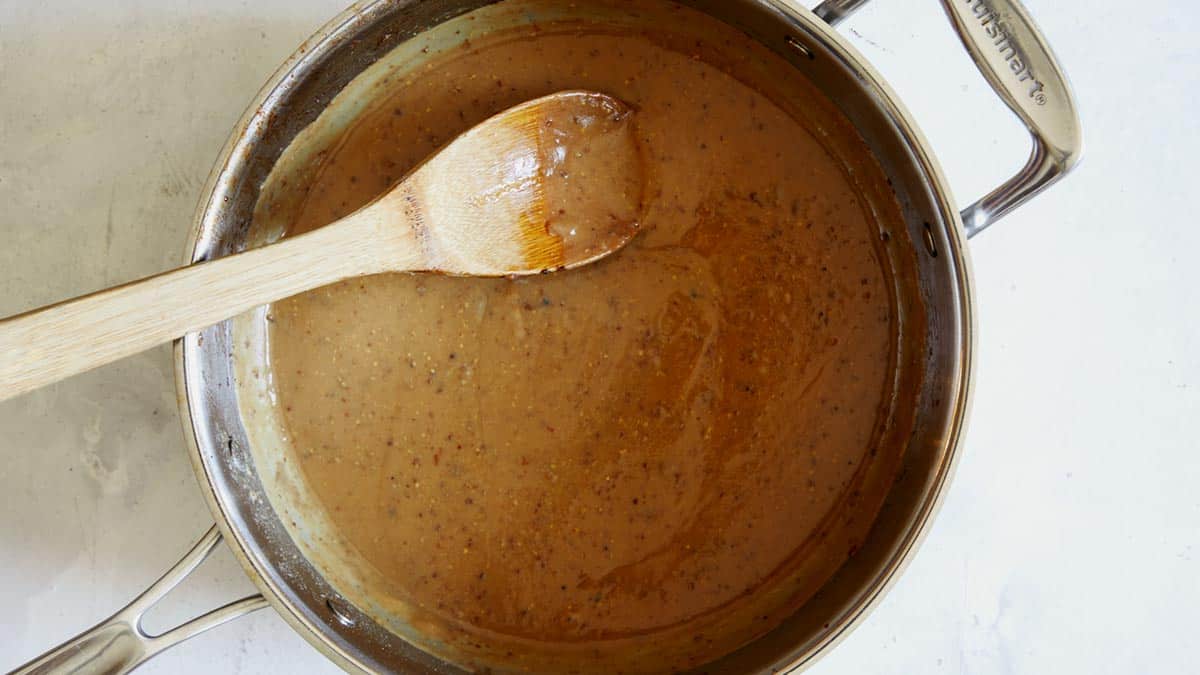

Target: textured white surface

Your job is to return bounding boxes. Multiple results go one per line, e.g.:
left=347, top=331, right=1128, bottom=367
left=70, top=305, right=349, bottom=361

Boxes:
left=1, top=1, right=1196, bottom=673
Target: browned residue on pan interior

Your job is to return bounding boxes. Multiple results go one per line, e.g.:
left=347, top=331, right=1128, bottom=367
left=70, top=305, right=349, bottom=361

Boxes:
left=259, top=1, right=925, bottom=672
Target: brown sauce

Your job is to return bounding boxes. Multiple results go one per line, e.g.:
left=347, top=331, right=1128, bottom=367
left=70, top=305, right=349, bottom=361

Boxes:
left=261, top=1, right=921, bottom=671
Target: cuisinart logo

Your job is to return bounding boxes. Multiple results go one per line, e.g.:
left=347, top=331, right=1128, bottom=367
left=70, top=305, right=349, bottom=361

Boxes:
left=963, top=0, right=1048, bottom=105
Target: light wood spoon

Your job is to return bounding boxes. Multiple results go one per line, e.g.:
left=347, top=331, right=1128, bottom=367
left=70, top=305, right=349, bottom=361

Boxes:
left=0, top=90, right=642, bottom=402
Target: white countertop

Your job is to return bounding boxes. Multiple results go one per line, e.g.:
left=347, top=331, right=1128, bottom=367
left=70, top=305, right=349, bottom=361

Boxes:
left=2, top=1, right=1196, bottom=673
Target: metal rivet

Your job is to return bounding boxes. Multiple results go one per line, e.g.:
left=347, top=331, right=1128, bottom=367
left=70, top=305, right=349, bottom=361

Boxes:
left=326, top=597, right=357, bottom=627
left=922, top=222, right=939, bottom=258
left=785, top=35, right=814, bottom=60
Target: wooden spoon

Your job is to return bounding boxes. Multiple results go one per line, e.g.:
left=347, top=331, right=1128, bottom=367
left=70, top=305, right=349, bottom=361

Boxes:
left=0, top=91, right=642, bottom=402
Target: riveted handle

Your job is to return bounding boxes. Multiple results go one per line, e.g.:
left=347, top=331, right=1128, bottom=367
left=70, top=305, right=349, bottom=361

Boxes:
left=10, top=527, right=267, bottom=675
left=813, top=0, right=1083, bottom=237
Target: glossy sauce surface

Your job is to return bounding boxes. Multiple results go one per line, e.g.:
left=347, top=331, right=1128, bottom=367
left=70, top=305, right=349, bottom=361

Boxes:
left=262, top=2, right=919, bottom=671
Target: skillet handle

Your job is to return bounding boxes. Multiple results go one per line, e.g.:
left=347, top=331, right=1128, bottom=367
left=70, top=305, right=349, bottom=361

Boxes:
left=9, top=527, right=267, bottom=675
left=814, top=0, right=1083, bottom=237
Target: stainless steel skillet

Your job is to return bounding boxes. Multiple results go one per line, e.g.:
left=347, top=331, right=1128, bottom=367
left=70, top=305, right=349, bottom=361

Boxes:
left=14, top=0, right=1080, bottom=673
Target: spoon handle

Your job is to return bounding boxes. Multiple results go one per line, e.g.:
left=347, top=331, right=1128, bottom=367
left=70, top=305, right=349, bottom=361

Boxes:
left=0, top=216, right=401, bottom=402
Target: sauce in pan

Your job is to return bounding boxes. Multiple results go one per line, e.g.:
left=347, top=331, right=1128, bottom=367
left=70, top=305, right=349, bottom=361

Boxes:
left=261, top=1, right=923, bottom=671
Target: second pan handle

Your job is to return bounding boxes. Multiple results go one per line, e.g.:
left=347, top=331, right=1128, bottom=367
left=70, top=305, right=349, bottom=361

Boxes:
left=813, top=0, right=1083, bottom=238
